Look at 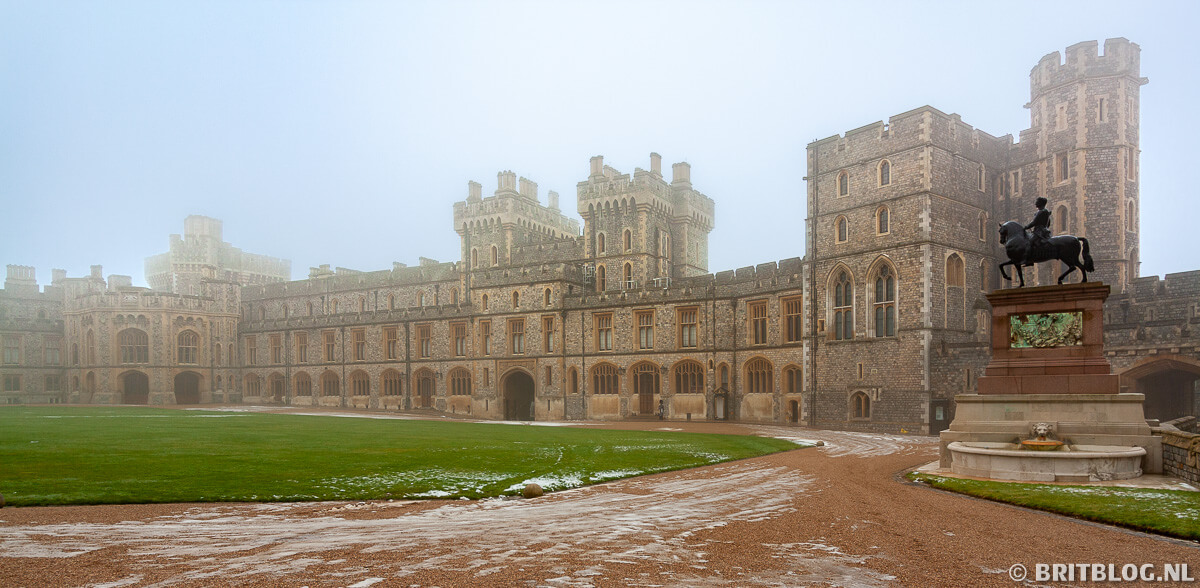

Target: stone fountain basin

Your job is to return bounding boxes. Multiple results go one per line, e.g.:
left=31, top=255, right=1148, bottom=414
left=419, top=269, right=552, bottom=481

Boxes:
left=947, top=441, right=1146, bottom=483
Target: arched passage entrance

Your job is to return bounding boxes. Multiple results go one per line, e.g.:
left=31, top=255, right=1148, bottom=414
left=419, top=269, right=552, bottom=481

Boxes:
left=121, top=371, right=149, bottom=404
left=503, top=370, right=535, bottom=421
left=174, top=372, right=201, bottom=404
left=1121, top=356, right=1200, bottom=422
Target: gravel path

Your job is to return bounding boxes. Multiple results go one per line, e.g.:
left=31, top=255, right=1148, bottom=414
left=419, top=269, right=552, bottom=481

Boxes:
left=1, top=416, right=1197, bottom=587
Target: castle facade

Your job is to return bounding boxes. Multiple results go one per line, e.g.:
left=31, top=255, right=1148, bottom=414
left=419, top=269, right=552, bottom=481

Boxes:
left=3, top=39, right=1197, bottom=432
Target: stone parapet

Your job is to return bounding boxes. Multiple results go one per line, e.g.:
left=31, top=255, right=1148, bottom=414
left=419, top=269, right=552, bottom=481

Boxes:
left=1155, top=417, right=1200, bottom=484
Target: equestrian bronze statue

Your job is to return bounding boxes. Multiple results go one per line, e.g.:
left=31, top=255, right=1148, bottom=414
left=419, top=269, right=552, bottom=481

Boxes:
left=997, top=197, right=1094, bottom=287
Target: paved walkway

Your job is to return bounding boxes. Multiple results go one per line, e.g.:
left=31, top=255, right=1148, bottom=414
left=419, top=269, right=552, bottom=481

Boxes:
left=1, top=412, right=1197, bottom=587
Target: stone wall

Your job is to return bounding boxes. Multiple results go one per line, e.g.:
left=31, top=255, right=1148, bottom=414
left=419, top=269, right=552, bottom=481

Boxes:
left=1155, top=417, right=1200, bottom=484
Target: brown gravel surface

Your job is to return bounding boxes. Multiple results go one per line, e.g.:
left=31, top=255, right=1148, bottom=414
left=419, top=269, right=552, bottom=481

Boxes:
left=1, top=414, right=1197, bottom=587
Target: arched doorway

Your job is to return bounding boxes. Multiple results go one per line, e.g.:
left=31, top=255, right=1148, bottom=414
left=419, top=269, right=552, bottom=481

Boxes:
left=174, top=372, right=201, bottom=404
left=269, top=373, right=286, bottom=404
left=632, top=362, right=659, bottom=416
left=503, top=370, right=535, bottom=421
left=714, top=390, right=728, bottom=420
left=414, top=370, right=435, bottom=408
left=121, top=371, right=149, bottom=404
left=1121, top=356, right=1200, bottom=421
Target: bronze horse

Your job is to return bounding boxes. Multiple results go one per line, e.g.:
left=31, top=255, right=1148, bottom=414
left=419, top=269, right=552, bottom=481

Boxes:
left=997, top=221, right=1094, bottom=287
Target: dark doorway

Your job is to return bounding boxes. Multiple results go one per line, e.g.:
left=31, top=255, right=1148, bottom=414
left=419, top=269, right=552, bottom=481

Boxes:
left=84, top=371, right=96, bottom=403
left=638, top=373, right=655, bottom=415
left=1137, top=370, right=1199, bottom=422
left=174, top=372, right=201, bottom=404
left=632, top=363, right=659, bottom=416
left=416, top=373, right=435, bottom=408
left=789, top=400, right=800, bottom=423
left=929, top=398, right=952, bottom=433
left=269, top=374, right=285, bottom=403
left=504, top=371, right=535, bottom=421
left=122, top=371, right=149, bottom=404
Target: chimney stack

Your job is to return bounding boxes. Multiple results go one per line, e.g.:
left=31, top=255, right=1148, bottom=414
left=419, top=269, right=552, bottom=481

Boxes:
left=519, top=177, right=539, bottom=202
left=467, top=180, right=482, bottom=202
left=671, top=161, right=692, bottom=186
left=650, top=152, right=662, bottom=175
left=548, top=190, right=560, bottom=210
left=497, top=170, right=518, bottom=195
left=590, top=155, right=604, bottom=178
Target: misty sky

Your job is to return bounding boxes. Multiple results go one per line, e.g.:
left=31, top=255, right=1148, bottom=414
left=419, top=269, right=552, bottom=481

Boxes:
left=3, top=1, right=1198, bottom=287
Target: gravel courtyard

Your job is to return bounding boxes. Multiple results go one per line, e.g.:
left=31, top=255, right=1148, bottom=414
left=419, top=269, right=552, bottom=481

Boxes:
left=1, top=414, right=1197, bottom=587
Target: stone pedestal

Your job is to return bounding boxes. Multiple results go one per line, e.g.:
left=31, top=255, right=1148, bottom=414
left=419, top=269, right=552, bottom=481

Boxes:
left=978, top=282, right=1116, bottom=394
left=939, top=283, right=1161, bottom=479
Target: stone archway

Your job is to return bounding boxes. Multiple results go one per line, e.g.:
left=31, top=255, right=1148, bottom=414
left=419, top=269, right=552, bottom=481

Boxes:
left=503, top=370, right=535, bottom=421
left=1120, top=355, right=1200, bottom=422
left=174, top=372, right=201, bottom=405
left=121, top=371, right=150, bottom=405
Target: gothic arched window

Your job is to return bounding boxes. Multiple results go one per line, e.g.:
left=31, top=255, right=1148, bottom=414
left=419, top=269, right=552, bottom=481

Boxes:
left=873, top=265, right=896, bottom=337
left=119, top=329, right=149, bottom=364
left=833, top=271, right=853, bottom=340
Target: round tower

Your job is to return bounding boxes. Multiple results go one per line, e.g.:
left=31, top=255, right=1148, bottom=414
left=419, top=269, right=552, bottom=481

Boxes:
left=1027, top=38, right=1147, bottom=288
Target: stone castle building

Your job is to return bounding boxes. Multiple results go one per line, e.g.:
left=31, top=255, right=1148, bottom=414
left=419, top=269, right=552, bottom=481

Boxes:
left=2, top=38, right=1197, bottom=431
left=145, top=215, right=291, bottom=295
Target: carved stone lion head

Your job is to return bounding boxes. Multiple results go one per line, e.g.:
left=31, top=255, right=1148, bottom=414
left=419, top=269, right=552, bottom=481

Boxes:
left=1032, top=422, right=1053, bottom=439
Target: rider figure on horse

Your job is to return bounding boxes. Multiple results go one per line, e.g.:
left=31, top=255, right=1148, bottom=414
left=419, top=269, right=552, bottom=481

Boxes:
left=1023, top=196, right=1051, bottom=266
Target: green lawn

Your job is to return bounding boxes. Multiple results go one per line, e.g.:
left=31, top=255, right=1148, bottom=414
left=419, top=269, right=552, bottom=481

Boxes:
left=909, top=473, right=1200, bottom=540
left=0, top=406, right=800, bottom=506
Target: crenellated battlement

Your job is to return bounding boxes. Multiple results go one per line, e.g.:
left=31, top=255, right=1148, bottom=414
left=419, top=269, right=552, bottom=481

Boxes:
left=1124, top=270, right=1200, bottom=301
left=507, top=236, right=585, bottom=265
left=576, top=154, right=714, bottom=227
left=242, top=261, right=461, bottom=301
left=239, top=301, right=477, bottom=333
left=64, top=287, right=231, bottom=313
left=454, top=173, right=580, bottom=238
left=1031, top=38, right=1144, bottom=97
left=468, top=262, right=586, bottom=289
left=809, top=105, right=1011, bottom=171
left=562, top=255, right=805, bottom=309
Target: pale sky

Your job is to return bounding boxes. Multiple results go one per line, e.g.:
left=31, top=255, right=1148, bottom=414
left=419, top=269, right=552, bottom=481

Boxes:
left=3, top=0, right=1198, bottom=287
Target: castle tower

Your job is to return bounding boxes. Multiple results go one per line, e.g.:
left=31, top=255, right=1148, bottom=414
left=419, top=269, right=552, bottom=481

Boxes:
left=575, top=153, right=714, bottom=291
left=453, top=171, right=580, bottom=271
left=145, top=215, right=290, bottom=294
left=1012, top=38, right=1147, bottom=289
